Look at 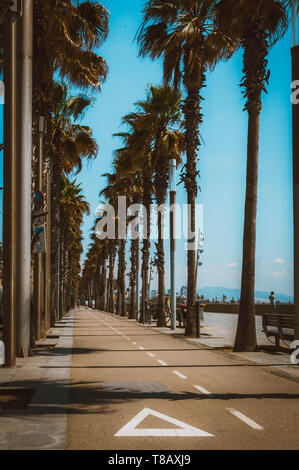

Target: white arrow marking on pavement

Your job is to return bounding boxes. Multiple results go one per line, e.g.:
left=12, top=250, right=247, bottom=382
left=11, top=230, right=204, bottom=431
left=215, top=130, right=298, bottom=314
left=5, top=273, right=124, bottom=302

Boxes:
left=227, top=408, right=264, bottom=430
left=114, top=408, right=214, bottom=437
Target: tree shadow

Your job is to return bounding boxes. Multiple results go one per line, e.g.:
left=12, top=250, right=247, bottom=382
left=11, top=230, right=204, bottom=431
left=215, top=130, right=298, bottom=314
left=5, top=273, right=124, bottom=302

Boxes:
left=2, top=376, right=299, bottom=420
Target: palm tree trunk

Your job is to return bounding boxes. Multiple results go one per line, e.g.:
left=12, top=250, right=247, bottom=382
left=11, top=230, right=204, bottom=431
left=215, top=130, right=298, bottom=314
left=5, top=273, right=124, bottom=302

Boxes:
left=50, top=163, right=63, bottom=325
left=234, top=23, right=268, bottom=352
left=155, top=178, right=167, bottom=327
left=234, top=109, right=260, bottom=351
left=101, top=263, right=107, bottom=310
left=108, top=240, right=116, bottom=313
left=129, top=237, right=138, bottom=319
left=140, top=174, right=152, bottom=322
left=120, top=239, right=127, bottom=317
left=182, top=85, right=202, bottom=336
left=116, top=244, right=121, bottom=315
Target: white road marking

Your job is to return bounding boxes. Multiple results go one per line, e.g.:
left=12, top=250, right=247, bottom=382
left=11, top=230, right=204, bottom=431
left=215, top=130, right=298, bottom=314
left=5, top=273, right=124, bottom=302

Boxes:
left=172, top=370, right=187, bottom=380
left=193, top=385, right=213, bottom=396
left=157, top=360, right=167, bottom=366
left=147, top=352, right=155, bottom=358
left=227, top=408, right=264, bottom=430
left=114, top=407, right=214, bottom=437
left=139, top=346, right=145, bottom=350
left=132, top=342, right=137, bottom=345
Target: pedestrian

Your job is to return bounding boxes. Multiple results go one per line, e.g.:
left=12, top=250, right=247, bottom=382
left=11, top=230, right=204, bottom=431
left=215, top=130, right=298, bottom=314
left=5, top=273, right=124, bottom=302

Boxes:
left=85, top=300, right=88, bottom=310
left=269, top=291, right=275, bottom=308
left=92, top=299, right=95, bottom=310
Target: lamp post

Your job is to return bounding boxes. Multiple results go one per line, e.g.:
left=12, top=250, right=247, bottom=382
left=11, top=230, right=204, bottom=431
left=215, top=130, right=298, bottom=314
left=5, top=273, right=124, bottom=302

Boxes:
left=169, top=159, right=176, bottom=330
left=136, top=213, right=140, bottom=321
left=292, top=5, right=299, bottom=340
left=16, top=0, right=33, bottom=357
left=33, top=116, right=46, bottom=340
left=2, top=0, right=21, bottom=366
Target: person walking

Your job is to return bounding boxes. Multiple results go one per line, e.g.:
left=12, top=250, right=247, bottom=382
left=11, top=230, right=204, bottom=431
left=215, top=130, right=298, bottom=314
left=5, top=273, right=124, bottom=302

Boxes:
left=85, top=300, right=88, bottom=310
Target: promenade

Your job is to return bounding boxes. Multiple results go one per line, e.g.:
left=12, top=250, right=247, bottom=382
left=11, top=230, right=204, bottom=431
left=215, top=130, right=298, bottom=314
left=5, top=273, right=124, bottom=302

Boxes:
left=0, top=309, right=298, bottom=450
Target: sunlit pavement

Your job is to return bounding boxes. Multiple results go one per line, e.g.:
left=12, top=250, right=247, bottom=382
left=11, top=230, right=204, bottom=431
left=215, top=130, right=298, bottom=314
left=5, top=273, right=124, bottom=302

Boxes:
left=66, top=310, right=299, bottom=450
left=0, top=308, right=298, bottom=450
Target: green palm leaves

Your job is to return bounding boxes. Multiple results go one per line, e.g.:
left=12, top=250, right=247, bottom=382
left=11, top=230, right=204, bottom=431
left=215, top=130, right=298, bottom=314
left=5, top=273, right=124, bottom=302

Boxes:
left=51, top=82, right=98, bottom=173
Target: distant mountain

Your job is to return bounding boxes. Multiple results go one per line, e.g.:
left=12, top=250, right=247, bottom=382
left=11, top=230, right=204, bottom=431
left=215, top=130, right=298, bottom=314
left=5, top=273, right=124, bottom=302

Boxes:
left=196, top=286, right=293, bottom=303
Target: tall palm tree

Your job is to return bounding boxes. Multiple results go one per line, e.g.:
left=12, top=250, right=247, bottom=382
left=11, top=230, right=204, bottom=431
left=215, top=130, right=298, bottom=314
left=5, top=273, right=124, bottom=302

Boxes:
left=60, top=177, right=89, bottom=313
left=123, top=84, right=184, bottom=326
left=31, top=0, right=108, bottom=333
left=81, top=235, right=109, bottom=309
left=137, top=0, right=235, bottom=335
left=216, top=0, right=292, bottom=351
left=50, top=82, right=98, bottom=321
left=113, top=149, right=144, bottom=320
left=114, top=129, right=154, bottom=323
left=51, top=82, right=98, bottom=173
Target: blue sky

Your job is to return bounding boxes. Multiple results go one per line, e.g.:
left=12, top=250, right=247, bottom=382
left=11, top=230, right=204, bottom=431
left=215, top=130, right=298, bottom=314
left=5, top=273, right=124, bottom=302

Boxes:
left=0, top=0, right=295, bottom=296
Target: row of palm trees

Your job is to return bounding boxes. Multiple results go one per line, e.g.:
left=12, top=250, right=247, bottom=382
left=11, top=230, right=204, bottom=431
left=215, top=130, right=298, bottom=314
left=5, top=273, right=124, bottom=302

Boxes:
left=1, top=0, right=110, bottom=351
left=80, top=0, right=298, bottom=352
left=32, top=0, right=109, bottom=341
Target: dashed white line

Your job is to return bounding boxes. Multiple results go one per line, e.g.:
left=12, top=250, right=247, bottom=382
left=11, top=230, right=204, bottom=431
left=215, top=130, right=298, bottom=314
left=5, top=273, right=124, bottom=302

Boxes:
left=193, top=385, right=213, bottom=396
left=158, top=360, right=167, bottom=366
left=227, top=409, right=264, bottom=430
left=132, top=342, right=137, bottom=345
left=139, top=346, right=145, bottom=350
left=172, top=370, right=187, bottom=380
left=147, top=352, right=155, bottom=358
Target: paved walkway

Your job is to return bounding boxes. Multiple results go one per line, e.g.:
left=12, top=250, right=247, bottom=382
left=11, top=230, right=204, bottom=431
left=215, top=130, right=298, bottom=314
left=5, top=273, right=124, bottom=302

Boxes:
left=67, top=310, right=299, bottom=450
left=0, top=313, right=74, bottom=450
left=0, top=309, right=298, bottom=450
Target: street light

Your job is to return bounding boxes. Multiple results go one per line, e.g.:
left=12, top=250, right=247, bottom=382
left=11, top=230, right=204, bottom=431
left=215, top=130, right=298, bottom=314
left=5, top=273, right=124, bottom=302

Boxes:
left=16, top=0, right=33, bottom=357
left=2, top=0, right=21, bottom=366
left=169, top=159, right=176, bottom=330
left=291, top=4, right=299, bottom=340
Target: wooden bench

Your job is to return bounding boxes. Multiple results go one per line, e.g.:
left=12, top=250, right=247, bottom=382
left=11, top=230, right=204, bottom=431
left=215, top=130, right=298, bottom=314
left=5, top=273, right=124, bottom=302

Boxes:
left=262, top=313, right=295, bottom=347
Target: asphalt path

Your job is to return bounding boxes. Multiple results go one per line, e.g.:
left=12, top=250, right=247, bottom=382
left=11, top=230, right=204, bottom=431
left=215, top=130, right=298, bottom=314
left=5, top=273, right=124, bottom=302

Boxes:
left=66, top=310, right=299, bottom=450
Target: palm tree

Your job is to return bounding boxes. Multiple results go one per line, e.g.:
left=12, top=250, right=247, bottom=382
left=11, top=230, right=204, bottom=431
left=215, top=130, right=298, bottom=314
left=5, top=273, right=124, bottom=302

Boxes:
left=50, top=82, right=98, bottom=321
left=216, top=0, right=292, bottom=351
left=113, top=150, right=144, bottom=320
left=137, top=0, right=235, bottom=335
left=114, top=124, right=154, bottom=323
left=122, top=84, right=184, bottom=326
left=31, top=1, right=108, bottom=335
left=81, top=235, right=109, bottom=309
left=60, top=177, right=89, bottom=313
left=51, top=82, right=98, bottom=173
